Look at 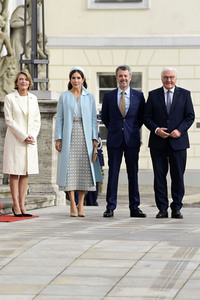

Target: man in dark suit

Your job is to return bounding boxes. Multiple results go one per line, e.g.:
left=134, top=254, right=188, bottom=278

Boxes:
left=144, top=67, right=195, bottom=219
left=101, top=65, right=146, bottom=218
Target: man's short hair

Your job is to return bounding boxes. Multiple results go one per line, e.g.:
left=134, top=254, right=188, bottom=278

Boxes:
left=115, top=65, right=132, bottom=77
left=161, top=67, right=177, bottom=78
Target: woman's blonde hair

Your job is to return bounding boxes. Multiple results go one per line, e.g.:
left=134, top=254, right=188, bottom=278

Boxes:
left=14, top=70, right=33, bottom=91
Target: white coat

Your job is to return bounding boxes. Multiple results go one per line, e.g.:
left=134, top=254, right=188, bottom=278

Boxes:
left=3, top=90, right=41, bottom=175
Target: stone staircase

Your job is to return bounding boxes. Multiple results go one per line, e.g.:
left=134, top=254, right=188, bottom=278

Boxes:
left=0, top=174, right=57, bottom=215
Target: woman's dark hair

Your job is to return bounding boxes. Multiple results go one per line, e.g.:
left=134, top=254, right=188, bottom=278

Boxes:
left=68, top=70, right=87, bottom=90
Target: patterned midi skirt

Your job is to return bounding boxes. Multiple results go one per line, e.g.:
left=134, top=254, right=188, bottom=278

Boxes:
left=60, top=119, right=96, bottom=191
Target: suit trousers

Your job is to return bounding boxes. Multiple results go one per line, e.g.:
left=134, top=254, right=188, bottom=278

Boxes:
left=106, top=140, right=140, bottom=211
left=150, top=141, right=187, bottom=212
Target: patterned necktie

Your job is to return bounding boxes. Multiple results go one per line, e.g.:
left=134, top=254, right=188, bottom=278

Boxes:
left=119, top=90, right=125, bottom=117
left=166, top=90, right=171, bottom=114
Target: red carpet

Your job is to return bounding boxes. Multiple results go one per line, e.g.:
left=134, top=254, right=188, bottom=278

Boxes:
left=0, top=215, right=39, bottom=222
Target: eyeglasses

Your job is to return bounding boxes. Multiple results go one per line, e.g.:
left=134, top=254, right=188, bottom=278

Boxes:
left=162, top=76, right=176, bottom=80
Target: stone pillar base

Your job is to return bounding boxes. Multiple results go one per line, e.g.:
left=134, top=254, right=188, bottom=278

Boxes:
left=28, top=91, right=66, bottom=205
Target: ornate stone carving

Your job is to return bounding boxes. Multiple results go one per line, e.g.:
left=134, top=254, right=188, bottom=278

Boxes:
left=0, top=12, right=16, bottom=99
left=37, top=33, right=49, bottom=90
left=0, top=0, right=9, bottom=30
left=10, top=0, right=32, bottom=60
left=0, top=0, right=49, bottom=98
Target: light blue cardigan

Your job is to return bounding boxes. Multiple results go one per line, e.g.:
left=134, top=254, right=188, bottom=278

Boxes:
left=55, top=86, right=102, bottom=187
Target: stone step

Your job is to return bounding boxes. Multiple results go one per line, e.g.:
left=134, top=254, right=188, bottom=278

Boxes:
left=0, top=185, right=12, bottom=198
left=0, top=194, right=57, bottom=215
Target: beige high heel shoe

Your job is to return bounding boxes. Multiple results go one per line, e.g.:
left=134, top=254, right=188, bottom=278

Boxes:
left=77, top=205, right=85, bottom=217
left=70, top=203, right=78, bottom=217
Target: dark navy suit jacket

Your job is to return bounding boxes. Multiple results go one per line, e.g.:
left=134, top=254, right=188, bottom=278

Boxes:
left=101, top=88, right=145, bottom=148
left=144, top=86, right=195, bottom=150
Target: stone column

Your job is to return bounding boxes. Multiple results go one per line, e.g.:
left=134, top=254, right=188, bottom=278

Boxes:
left=28, top=90, right=65, bottom=205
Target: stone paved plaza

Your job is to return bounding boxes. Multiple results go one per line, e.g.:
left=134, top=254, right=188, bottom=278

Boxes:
left=0, top=188, right=200, bottom=300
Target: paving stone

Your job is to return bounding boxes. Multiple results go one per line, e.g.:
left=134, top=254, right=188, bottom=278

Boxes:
left=0, top=195, right=200, bottom=299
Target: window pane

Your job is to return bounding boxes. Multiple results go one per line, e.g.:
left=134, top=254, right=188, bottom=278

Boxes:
left=130, top=74, right=142, bottom=89
left=99, top=73, right=142, bottom=104
left=99, top=90, right=109, bottom=103
left=99, top=75, right=116, bottom=88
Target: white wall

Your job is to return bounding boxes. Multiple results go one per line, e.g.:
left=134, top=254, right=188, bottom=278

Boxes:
left=45, top=0, right=200, bottom=36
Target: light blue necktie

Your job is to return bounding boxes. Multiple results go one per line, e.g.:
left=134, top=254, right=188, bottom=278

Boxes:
left=166, top=90, right=171, bottom=114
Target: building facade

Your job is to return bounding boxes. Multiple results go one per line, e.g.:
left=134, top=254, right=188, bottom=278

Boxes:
left=7, top=0, right=200, bottom=187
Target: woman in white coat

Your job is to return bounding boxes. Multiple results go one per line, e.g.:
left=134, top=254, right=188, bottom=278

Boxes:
left=3, top=71, right=41, bottom=217
left=55, top=66, right=101, bottom=217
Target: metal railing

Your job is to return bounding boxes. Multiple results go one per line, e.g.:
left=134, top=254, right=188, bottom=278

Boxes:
left=20, top=0, right=49, bottom=90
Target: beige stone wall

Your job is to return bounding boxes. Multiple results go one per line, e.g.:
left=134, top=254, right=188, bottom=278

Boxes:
left=42, top=0, right=200, bottom=173
left=48, top=48, right=200, bottom=171
left=45, top=0, right=200, bottom=36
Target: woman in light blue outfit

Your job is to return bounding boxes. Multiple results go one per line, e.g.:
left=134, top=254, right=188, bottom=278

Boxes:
left=55, top=66, right=102, bottom=217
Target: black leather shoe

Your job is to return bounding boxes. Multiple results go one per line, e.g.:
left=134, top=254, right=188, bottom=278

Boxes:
left=156, top=210, right=168, bottom=218
left=21, top=212, right=33, bottom=217
left=103, top=209, right=114, bottom=218
left=12, top=207, right=23, bottom=217
left=171, top=210, right=183, bottom=219
left=130, top=208, right=146, bottom=218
